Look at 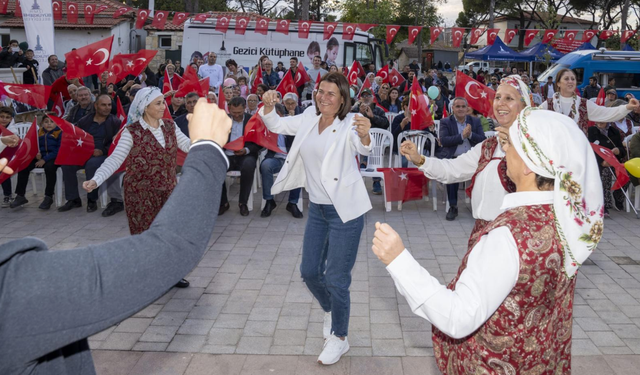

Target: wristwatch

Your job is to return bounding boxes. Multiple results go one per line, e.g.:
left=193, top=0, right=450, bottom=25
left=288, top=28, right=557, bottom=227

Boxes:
left=414, top=155, right=426, bottom=167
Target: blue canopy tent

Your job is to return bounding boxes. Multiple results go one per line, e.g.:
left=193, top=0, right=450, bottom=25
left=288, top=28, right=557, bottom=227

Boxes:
left=519, top=43, right=565, bottom=61
left=575, top=42, right=597, bottom=51
left=464, top=36, right=530, bottom=61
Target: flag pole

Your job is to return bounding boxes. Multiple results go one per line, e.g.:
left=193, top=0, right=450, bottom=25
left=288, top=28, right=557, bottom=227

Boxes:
left=610, top=167, right=640, bottom=219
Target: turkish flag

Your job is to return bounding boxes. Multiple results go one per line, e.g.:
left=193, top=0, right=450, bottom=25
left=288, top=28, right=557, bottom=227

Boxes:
left=408, top=77, right=433, bottom=130
left=107, top=50, right=157, bottom=85
left=343, top=23, right=357, bottom=40
left=175, top=65, right=204, bottom=97
left=255, top=17, right=270, bottom=35
left=324, top=22, right=338, bottom=40
left=172, top=12, right=189, bottom=26
left=582, top=29, right=597, bottom=42
left=389, top=68, right=406, bottom=88
left=276, top=71, right=297, bottom=97
left=386, top=25, right=400, bottom=44
left=84, top=4, right=95, bottom=25
left=504, top=28, right=518, bottom=44
left=358, top=24, right=377, bottom=33
left=442, top=102, right=448, bottom=119
left=49, top=116, right=95, bottom=166
left=235, top=16, right=250, bottom=35
left=563, top=30, right=578, bottom=42
left=116, top=96, right=126, bottom=124
left=298, top=20, right=312, bottom=39
left=162, top=69, right=173, bottom=106
left=67, top=2, right=79, bottom=24
left=524, top=29, right=540, bottom=46
left=294, top=62, right=310, bottom=87
left=0, top=119, right=38, bottom=184
left=94, top=5, right=108, bottom=14
left=0, top=125, right=17, bottom=161
left=451, top=27, right=465, bottom=48
left=542, top=29, right=558, bottom=44
left=135, top=9, right=150, bottom=29
left=357, top=76, right=372, bottom=98
left=404, top=26, right=421, bottom=45
left=50, top=76, right=73, bottom=102
left=52, top=93, right=65, bottom=117
left=275, top=19, right=290, bottom=35
left=224, top=136, right=244, bottom=151
left=429, top=27, right=442, bottom=45
left=14, top=0, right=20, bottom=17
left=487, top=28, right=500, bottom=45
left=113, top=6, right=132, bottom=18
left=216, top=15, right=231, bottom=33
left=376, top=65, right=389, bottom=84
left=218, top=85, right=228, bottom=113
left=314, top=72, right=322, bottom=90
left=591, top=143, right=630, bottom=190
left=152, top=10, right=169, bottom=30
left=373, top=96, right=388, bottom=113
left=621, top=30, right=637, bottom=44
left=52, top=1, right=62, bottom=20
left=244, top=113, right=284, bottom=154
left=600, top=30, right=616, bottom=40
left=65, top=35, right=113, bottom=79
left=0, top=0, right=8, bottom=14
left=251, top=64, right=263, bottom=94
left=455, top=71, right=495, bottom=118
left=347, top=60, right=366, bottom=86
left=0, top=83, right=51, bottom=109
left=378, top=168, right=429, bottom=203
left=469, top=28, right=485, bottom=45
left=193, top=13, right=208, bottom=23
left=199, top=77, right=210, bottom=97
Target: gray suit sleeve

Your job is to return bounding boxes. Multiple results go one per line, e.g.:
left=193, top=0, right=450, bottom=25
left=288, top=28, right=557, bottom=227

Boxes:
left=0, top=144, right=227, bottom=367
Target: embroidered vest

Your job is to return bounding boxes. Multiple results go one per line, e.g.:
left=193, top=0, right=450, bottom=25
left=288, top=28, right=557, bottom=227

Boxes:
left=465, top=137, right=515, bottom=198
left=548, top=97, right=589, bottom=135
left=432, top=204, right=576, bottom=375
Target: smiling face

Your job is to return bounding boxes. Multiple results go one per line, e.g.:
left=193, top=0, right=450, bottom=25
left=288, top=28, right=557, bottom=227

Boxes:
left=557, top=70, right=577, bottom=97
left=144, top=95, right=166, bottom=121
left=452, top=98, right=468, bottom=121
left=493, top=84, right=525, bottom=127
left=77, top=88, right=92, bottom=107
left=315, top=81, right=343, bottom=118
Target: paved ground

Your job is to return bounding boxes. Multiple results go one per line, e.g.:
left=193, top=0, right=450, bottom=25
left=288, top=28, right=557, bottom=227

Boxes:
left=2, top=179, right=640, bottom=374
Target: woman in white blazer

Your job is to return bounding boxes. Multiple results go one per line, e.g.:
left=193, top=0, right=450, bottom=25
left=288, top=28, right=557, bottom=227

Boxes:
left=260, top=72, right=372, bottom=365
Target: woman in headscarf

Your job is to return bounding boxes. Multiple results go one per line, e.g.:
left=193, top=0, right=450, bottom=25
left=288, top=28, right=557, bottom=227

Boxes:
left=400, top=75, right=530, bottom=242
left=83, top=87, right=192, bottom=288
left=539, top=68, right=639, bottom=134
left=588, top=120, right=627, bottom=215
left=373, top=108, right=604, bottom=374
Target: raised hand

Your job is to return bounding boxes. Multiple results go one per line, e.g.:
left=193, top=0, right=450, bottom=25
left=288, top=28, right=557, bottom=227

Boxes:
left=372, top=222, right=406, bottom=266
left=187, top=98, right=232, bottom=147
left=400, top=140, right=422, bottom=165
left=262, top=90, right=279, bottom=114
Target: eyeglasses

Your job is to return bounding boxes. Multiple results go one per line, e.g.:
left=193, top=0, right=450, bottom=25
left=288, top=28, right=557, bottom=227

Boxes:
left=248, top=99, right=258, bottom=102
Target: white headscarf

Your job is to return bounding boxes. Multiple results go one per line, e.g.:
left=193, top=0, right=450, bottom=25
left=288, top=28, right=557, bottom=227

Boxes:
left=127, top=87, right=164, bottom=126
left=509, top=107, right=604, bottom=278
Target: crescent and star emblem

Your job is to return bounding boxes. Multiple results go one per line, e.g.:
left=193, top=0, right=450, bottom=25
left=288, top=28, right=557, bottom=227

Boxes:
left=346, top=26, right=354, bottom=33
left=465, top=81, right=481, bottom=99
left=328, top=25, right=335, bottom=31
left=411, top=29, right=418, bottom=36
left=239, top=19, right=247, bottom=27
left=69, top=5, right=76, bottom=13
left=221, top=17, right=228, bottom=24
left=380, top=71, right=387, bottom=79
left=88, top=48, right=109, bottom=66
left=140, top=11, right=148, bottom=19
left=454, top=30, right=462, bottom=38
left=86, top=5, right=93, bottom=12
left=157, top=12, right=165, bottom=20
left=3, top=85, right=21, bottom=95
left=260, top=20, right=267, bottom=27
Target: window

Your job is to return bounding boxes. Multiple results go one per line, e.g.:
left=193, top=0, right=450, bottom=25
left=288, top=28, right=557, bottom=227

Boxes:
left=355, top=42, right=373, bottom=65
left=573, top=67, right=584, bottom=86
left=597, top=72, right=640, bottom=89
left=159, top=35, right=172, bottom=49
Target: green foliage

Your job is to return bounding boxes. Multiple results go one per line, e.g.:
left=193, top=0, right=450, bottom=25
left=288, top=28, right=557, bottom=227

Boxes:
left=130, top=0, right=228, bottom=12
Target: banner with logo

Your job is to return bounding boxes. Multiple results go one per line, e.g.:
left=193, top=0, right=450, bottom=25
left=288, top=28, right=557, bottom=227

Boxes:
left=20, top=0, right=55, bottom=84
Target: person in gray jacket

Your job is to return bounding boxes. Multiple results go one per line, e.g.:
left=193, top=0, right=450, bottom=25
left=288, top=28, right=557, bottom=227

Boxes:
left=0, top=98, right=232, bottom=375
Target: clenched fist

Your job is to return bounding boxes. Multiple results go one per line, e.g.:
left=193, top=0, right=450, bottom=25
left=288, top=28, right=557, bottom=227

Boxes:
left=187, top=98, right=232, bottom=147
left=372, top=222, right=406, bottom=266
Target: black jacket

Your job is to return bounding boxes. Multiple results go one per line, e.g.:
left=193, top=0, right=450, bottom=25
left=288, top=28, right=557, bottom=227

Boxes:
left=587, top=126, right=627, bottom=169
left=351, top=103, right=389, bottom=130
left=228, top=113, right=261, bottom=157
left=175, top=113, right=190, bottom=137
left=64, top=103, right=95, bottom=125
left=0, top=47, right=24, bottom=68
left=437, top=115, right=486, bottom=159
left=75, top=113, right=121, bottom=155
left=19, top=59, right=39, bottom=84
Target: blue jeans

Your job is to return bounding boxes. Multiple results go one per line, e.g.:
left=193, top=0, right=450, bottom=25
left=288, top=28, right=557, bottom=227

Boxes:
left=300, top=203, right=364, bottom=337
left=260, top=157, right=300, bottom=203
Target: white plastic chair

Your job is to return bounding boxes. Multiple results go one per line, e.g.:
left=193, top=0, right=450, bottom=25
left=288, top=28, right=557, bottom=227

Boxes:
left=75, top=170, right=109, bottom=208
left=226, top=160, right=259, bottom=212
left=395, top=130, right=438, bottom=211
left=12, top=122, right=32, bottom=139
left=29, top=167, right=64, bottom=207
left=385, top=113, right=399, bottom=128
left=257, top=149, right=305, bottom=213
left=360, top=128, right=393, bottom=212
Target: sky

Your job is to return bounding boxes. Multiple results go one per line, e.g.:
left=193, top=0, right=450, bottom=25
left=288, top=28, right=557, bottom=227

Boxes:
left=438, top=0, right=464, bottom=26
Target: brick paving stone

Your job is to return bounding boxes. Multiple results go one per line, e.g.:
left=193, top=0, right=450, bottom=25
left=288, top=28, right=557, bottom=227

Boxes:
left=166, top=335, right=207, bottom=352
left=114, top=318, right=153, bottom=334
left=177, top=319, right=215, bottom=335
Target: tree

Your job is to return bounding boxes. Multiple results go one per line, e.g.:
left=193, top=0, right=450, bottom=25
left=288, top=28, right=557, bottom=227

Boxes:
left=235, top=0, right=283, bottom=16
left=129, top=0, right=228, bottom=13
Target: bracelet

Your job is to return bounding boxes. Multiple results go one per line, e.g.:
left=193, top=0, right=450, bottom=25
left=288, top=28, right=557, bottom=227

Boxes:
left=414, top=155, right=426, bottom=167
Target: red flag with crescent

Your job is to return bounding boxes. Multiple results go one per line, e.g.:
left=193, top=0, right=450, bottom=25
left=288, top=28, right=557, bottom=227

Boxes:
left=52, top=93, right=65, bottom=118
left=255, top=17, right=270, bottom=35
left=347, top=60, right=365, bottom=86
left=621, top=30, right=637, bottom=44
left=451, top=27, right=464, bottom=48
left=524, top=29, right=541, bottom=46
left=504, top=29, right=518, bottom=44
left=342, top=23, right=357, bottom=40
left=542, top=29, right=558, bottom=44
left=235, top=16, right=250, bottom=35
left=454, top=71, right=495, bottom=118
left=172, top=12, right=189, bottom=26
left=113, top=6, right=132, bottom=18
left=469, top=28, right=485, bottom=45
left=193, top=13, right=208, bottom=23
left=50, top=116, right=95, bottom=166
left=408, top=77, right=433, bottom=130
left=216, top=15, right=231, bottom=33
left=298, top=20, right=312, bottom=39
left=0, top=119, right=38, bottom=184
left=324, top=22, right=338, bottom=40
left=251, top=65, right=263, bottom=94
left=487, top=28, right=500, bottom=45
left=600, top=30, right=616, bottom=41
left=0, top=83, right=51, bottom=109
left=152, top=10, right=169, bottom=30
left=591, top=143, right=630, bottom=190
left=275, top=19, right=290, bottom=35
left=581, top=29, right=597, bottom=42
left=407, top=27, right=422, bottom=45
left=376, top=65, right=389, bottom=84
left=429, top=27, right=442, bottom=45
left=83, top=4, right=95, bottom=25
left=563, top=30, right=578, bottom=42
left=276, top=71, right=297, bottom=97
left=135, top=9, right=150, bottom=29
left=52, top=1, right=62, bottom=20
left=64, top=35, right=114, bottom=79
left=67, top=2, right=79, bottom=24
left=386, top=25, right=400, bottom=44
left=358, top=24, right=377, bottom=33
left=388, top=68, right=406, bottom=88
left=295, top=62, right=310, bottom=88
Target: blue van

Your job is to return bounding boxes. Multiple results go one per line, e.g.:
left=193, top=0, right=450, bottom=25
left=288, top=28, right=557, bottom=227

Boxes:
left=537, top=50, right=640, bottom=99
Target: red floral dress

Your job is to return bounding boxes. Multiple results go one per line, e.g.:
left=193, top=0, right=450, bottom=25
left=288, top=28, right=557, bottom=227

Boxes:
left=432, top=204, right=575, bottom=375
left=123, top=120, right=178, bottom=235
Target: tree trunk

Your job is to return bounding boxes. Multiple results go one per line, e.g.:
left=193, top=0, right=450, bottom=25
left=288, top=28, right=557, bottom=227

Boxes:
left=184, top=0, right=199, bottom=13
left=301, top=0, right=309, bottom=20
left=621, top=0, right=631, bottom=32
left=489, top=0, right=495, bottom=28
left=417, top=0, right=425, bottom=74
left=293, top=0, right=299, bottom=18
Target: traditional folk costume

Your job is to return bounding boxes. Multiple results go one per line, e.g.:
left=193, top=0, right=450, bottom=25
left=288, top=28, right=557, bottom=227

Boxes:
left=92, top=87, right=191, bottom=234
left=387, top=108, right=604, bottom=374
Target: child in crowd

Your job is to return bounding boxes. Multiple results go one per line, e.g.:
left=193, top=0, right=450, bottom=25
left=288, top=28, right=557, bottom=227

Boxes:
left=237, top=76, right=248, bottom=98
left=10, top=114, right=61, bottom=210
left=324, top=37, right=339, bottom=67
left=0, top=106, right=18, bottom=207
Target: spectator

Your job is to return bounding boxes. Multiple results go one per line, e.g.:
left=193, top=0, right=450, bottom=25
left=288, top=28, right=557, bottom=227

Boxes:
left=409, top=59, right=420, bottom=72
left=328, top=65, right=339, bottom=74
left=628, top=96, right=640, bottom=127
left=399, top=70, right=415, bottom=93
left=432, top=87, right=449, bottom=120
left=541, top=76, right=554, bottom=101
left=59, top=94, right=122, bottom=214
left=275, top=61, right=286, bottom=73
left=207, top=91, right=217, bottom=104
left=604, top=77, right=616, bottom=93
left=260, top=93, right=303, bottom=219
left=376, top=83, right=390, bottom=105
left=401, top=65, right=411, bottom=80
left=608, top=99, right=635, bottom=138
left=383, top=87, right=401, bottom=113
left=391, top=97, right=413, bottom=166
left=168, top=95, right=187, bottom=119
left=174, top=60, right=184, bottom=76
left=583, top=76, right=600, bottom=99
left=0, top=39, right=24, bottom=68
left=320, top=61, right=328, bottom=71
left=486, top=75, right=499, bottom=90
left=10, top=115, right=61, bottom=210
left=531, top=81, right=543, bottom=106
left=175, top=92, right=199, bottom=137
left=63, top=84, right=79, bottom=116
left=588, top=121, right=627, bottom=215
left=225, top=59, right=249, bottom=82
left=286, top=57, right=305, bottom=98
left=219, top=97, right=261, bottom=216
left=373, top=77, right=383, bottom=94
left=605, top=88, right=618, bottom=105
left=256, top=84, right=269, bottom=99
left=158, top=64, right=180, bottom=90
left=19, top=49, right=38, bottom=84
left=0, top=106, right=19, bottom=206
left=237, top=76, right=249, bottom=98
left=42, top=55, right=64, bottom=86
left=137, top=66, right=158, bottom=88
left=246, top=94, right=259, bottom=115
left=198, top=52, right=224, bottom=90
left=437, top=97, right=486, bottom=221
left=305, top=56, right=328, bottom=100
left=262, top=60, right=280, bottom=89
left=64, top=86, right=94, bottom=124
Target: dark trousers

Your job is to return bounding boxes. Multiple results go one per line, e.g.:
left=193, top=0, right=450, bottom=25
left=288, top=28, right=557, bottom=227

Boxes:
left=61, top=155, right=107, bottom=202
left=2, top=178, right=11, bottom=197
left=220, top=154, right=257, bottom=206
left=446, top=183, right=459, bottom=208
left=15, top=159, right=59, bottom=197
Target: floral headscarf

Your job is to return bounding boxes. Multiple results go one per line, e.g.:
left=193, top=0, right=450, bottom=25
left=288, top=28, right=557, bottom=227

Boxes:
left=500, top=74, right=533, bottom=107
left=127, top=87, right=164, bottom=126
left=510, top=107, right=604, bottom=278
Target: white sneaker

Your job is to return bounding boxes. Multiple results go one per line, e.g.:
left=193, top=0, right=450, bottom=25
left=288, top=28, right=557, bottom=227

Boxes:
left=318, top=334, right=349, bottom=365
left=323, top=312, right=332, bottom=340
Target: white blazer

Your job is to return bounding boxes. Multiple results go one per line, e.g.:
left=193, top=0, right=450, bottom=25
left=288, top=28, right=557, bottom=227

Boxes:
left=259, top=106, right=372, bottom=223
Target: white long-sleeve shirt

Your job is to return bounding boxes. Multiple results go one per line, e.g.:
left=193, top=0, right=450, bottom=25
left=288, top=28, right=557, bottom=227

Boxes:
left=419, top=137, right=506, bottom=221
left=92, top=119, right=191, bottom=187
left=539, top=95, right=631, bottom=124
left=198, top=64, right=224, bottom=89
left=386, top=191, right=553, bottom=339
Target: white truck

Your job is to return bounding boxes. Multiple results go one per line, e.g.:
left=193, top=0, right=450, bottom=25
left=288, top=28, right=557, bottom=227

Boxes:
left=457, top=61, right=504, bottom=73
left=181, top=19, right=387, bottom=73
